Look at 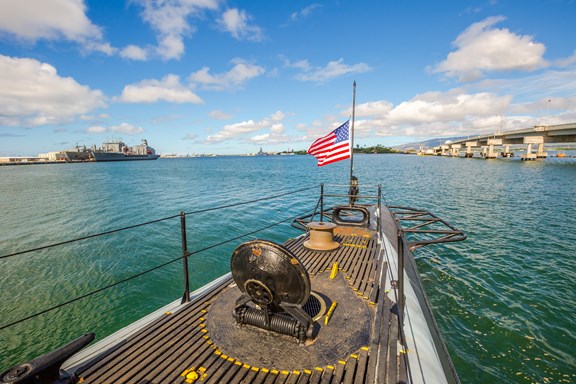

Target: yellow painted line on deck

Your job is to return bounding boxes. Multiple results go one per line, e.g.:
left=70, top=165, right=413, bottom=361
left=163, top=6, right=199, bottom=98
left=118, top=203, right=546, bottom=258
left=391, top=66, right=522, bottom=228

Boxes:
left=325, top=301, right=337, bottom=325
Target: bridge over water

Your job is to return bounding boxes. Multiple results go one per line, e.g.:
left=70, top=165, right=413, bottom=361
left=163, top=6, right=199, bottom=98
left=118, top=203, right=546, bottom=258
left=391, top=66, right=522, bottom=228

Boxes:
left=433, top=122, right=576, bottom=160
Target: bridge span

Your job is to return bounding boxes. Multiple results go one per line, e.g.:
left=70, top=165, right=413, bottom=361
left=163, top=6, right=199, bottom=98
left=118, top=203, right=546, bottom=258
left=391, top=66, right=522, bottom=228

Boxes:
left=433, top=122, right=576, bottom=160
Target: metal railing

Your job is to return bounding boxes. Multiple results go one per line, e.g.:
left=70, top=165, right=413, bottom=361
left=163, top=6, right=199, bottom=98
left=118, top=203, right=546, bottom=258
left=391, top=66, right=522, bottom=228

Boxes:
left=291, top=182, right=382, bottom=231
left=0, top=186, right=318, bottom=331
left=390, top=205, right=466, bottom=384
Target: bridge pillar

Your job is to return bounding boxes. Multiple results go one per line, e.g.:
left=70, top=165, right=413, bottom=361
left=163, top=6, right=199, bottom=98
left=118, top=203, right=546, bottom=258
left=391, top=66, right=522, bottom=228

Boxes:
left=484, top=139, right=501, bottom=159
left=451, top=144, right=461, bottom=157
left=465, top=141, right=477, bottom=157
left=522, top=136, right=543, bottom=161
left=440, top=145, right=450, bottom=156
left=537, top=143, right=548, bottom=158
left=501, top=144, right=514, bottom=158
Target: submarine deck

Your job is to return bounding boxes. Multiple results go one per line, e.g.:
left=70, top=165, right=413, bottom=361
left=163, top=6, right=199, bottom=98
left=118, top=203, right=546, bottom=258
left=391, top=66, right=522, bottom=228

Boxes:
left=71, top=221, right=408, bottom=384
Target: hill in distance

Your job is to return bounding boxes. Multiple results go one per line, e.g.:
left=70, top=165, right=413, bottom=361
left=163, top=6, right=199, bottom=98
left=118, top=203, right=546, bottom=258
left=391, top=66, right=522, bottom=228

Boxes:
left=392, top=137, right=468, bottom=151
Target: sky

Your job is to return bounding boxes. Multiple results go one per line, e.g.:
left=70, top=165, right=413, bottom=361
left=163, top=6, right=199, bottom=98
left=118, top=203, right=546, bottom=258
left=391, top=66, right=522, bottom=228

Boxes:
left=0, top=0, right=575, bottom=156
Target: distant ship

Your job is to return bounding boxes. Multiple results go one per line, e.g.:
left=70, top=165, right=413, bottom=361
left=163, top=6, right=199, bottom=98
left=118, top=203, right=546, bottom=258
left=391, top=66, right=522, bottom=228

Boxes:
left=91, top=139, right=160, bottom=162
left=62, top=140, right=160, bottom=162
left=63, top=145, right=92, bottom=161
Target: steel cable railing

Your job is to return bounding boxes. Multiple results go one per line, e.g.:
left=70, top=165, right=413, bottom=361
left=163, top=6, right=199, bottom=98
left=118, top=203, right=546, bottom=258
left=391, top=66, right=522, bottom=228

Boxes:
left=0, top=185, right=318, bottom=261
left=0, top=186, right=319, bottom=330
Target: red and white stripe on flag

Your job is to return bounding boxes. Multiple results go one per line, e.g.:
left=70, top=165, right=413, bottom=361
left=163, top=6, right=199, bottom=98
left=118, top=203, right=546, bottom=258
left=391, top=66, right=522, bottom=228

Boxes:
left=307, top=120, right=351, bottom=166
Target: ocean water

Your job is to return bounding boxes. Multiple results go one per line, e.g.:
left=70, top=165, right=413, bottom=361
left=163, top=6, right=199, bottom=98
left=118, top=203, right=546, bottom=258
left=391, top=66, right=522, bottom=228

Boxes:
left=0, top=154, right=575, bottom=383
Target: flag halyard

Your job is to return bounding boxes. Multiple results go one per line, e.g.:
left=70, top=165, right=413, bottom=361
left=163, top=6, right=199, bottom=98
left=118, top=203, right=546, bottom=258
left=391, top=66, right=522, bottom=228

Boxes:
left=307, top=120, right=351, bottom=166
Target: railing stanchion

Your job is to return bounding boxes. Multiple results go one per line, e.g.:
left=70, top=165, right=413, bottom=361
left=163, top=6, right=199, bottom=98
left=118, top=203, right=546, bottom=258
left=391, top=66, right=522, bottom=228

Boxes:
left=180, top=211, right=191, bottom=304
left=397, top=229, right=405, bottom=325
left=377, top=184, right=382, bottom=236
left=320, top=183, right=324, bottom=222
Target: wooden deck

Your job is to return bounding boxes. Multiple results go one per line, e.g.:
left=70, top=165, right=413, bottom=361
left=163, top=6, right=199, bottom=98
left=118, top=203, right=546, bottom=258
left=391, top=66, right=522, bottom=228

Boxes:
left=74, top=224, right=408, bottom=383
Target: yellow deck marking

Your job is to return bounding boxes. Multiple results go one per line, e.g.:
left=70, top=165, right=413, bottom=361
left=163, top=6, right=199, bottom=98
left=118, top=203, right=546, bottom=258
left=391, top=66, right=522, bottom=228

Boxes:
left=329, top=262, right=339, bottom=279
left=325, top=301, right=337, bottom=325
left=185, top=372, right=198, bottom=383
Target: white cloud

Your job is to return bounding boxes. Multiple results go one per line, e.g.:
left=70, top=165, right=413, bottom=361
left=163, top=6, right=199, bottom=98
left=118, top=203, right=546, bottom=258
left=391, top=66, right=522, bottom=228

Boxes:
left=387, top=90, right=511, bottom=124
left=281, top=57, right=311, bottom=71
left=209, top=110, right=232, bottom=120
left=556, top=51, right=576, bottom=67
left=120, top=45, right=149, bottom=61
left=119, top=74, right=203, bottom=103
left=134, top=0, right=220, bottom=60
left=318, top=89, right=528, bottom=140
left=86, top=122, right=144, bottom=135
left=189, top=58, right=265, bottom=91
left=474, top=67, right=576, bottom=102
left=0, top=55, right=106, bottom=127
left=80, top=113, right=109, bottom=121
left=217, top=8, right=263, bottom=41
left=350, top=101, right=394, bottom=118
left=433, top=16, right=548, bottom=81
left=0, top=0, right=113, bottom=54
left=290, top=4, right=321, bottom=22
left=248, top=131, right=291, bottom=146
left=205, top=111, right=285, bottom=143
left=157, top=34, right=185, bottom=60
left=294, top=58, right=372, bottom=83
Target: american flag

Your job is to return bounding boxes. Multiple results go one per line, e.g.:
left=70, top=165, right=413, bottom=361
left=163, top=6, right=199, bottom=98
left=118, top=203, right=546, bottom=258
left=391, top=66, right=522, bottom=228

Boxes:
left=307, top=120, right=351, bottom=166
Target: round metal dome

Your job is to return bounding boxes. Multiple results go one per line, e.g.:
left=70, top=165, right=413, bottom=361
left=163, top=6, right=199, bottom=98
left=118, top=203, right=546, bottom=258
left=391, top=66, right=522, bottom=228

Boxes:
left=230, top=240, right=310, bottom=308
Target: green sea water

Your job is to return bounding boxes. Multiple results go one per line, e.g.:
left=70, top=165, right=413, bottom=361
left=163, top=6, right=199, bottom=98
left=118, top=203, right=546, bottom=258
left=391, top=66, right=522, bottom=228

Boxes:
left=1, top=154, right=575, bottom=383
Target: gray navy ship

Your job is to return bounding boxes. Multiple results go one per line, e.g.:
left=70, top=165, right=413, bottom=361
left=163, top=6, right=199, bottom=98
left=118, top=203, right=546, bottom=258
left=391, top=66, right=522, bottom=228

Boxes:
left=62, top=139, right=160, bottom=162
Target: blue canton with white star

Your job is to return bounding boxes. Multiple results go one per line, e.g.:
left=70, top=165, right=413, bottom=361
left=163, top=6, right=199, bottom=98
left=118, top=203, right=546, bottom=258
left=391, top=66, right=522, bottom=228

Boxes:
left=334, top=121, right=349, bottom=143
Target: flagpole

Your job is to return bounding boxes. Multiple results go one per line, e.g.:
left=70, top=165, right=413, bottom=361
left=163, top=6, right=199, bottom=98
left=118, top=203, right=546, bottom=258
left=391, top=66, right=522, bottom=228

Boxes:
left=349, top=81, right=356, bottom=187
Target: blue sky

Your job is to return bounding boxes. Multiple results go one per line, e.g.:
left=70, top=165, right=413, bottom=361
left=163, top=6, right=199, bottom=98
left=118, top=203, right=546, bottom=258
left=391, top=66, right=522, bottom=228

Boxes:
left=0, top=0, right=575, bottom=156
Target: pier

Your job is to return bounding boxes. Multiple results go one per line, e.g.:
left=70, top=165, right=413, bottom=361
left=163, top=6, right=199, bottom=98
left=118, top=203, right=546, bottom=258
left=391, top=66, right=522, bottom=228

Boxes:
left=432, top=122, right=576, bottom=160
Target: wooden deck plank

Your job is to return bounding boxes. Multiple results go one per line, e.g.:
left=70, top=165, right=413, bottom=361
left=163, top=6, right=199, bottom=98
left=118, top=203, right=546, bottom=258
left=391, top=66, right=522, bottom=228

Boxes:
left=251, top=368, right=271, bottom=384
left=229, top=364, right=250, bottom=384
left=102, top=313, right=206, bottom=383
left=136, top=321, right=209, bottom=381
left=319, top=365, right=334, bottom=384
left=213, top=360, right=242, bottom=384
left=274, top=371, right=290, bottom=384
left=332, top=360, right=346, bottom=384
left=387, top=313, right=399, bottom=384
left=308, top=368, right=323, bottom=384
left=205, top=355, right=236, bottom=384
left=296, top=370, right=312, bottom=384
left=78, top=279, right=229, bottom=380
left=285, top=371, right=301, bottom=384
left=262, top=369, right=279, bottom=384
left=160, top=335, right=215, bottom=383
left=342, top=356, right=358, bottom=384
left=354, top=348, right=369, bottom=383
